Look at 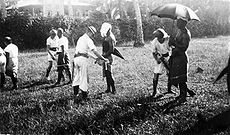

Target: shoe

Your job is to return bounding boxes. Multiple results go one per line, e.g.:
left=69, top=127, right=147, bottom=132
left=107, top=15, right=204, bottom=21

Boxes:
left=187, top=90, right=196, bottom=97
left=81, top=91, right=89, bottom=101
left=105, top=89, right=111, bottom=93
left=175, top=96, right=187, bottom=103
left=12, top=85, right=18, bottom=90
left=111, top=90, right=116, bottom=94
left=0, top=85, right=4, bottom=89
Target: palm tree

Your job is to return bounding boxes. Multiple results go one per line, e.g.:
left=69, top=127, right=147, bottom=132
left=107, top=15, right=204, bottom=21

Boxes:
left=0, top=0, right=6, bottom=18
left=133, top=0, right=144, bottom=47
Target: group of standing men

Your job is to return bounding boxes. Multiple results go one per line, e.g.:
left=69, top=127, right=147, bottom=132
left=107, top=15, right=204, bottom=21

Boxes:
left=45, top=17, right=197, bottom=103
left=45, top=23, right=116, bottom=102
left=0, top=17, right=196, bottom=104
left=0, top=37, right=18, bottom=90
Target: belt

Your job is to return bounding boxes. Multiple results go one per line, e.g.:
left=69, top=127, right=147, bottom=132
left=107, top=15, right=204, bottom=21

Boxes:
left=74, top=53, right=89, bottom=58
left=49, top=48, right=57, bottom=51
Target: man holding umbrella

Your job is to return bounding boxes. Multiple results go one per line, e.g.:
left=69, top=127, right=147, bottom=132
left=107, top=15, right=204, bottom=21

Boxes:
left=169, top=17, right=195, bottom=102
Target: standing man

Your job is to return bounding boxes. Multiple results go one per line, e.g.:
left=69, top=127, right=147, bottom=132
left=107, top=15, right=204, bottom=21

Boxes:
left=44, top=29, right=59, bottom=81
left=149, top=28, right=175, bottom=97
left=72, top=26, right=108, bottom=101
left=4, top=37, right=18, bottom=90
left=169, top=17, right=195, bottom=103
left=55, top=28, right=72, bottom=85
left=100, top=22, right=116, bottom=94
left=0, top=45, right=6, bottom=89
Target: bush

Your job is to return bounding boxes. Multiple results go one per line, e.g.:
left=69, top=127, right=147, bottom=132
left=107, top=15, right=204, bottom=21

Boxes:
left=0, top=9, right=229, bottom=50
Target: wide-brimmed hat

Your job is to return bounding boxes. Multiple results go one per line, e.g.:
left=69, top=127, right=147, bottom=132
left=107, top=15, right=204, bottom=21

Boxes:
left=88, top=26, right=97, bottom=35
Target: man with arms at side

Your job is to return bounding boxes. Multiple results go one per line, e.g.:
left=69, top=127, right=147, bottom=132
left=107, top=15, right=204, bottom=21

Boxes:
left=4, top=37, right=18, bottom=90
left=55, top=28, right=72, bottom=85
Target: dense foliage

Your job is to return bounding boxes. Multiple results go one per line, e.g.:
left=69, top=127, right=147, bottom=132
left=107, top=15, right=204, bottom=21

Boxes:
left=0, top=0, right=229, bottom=50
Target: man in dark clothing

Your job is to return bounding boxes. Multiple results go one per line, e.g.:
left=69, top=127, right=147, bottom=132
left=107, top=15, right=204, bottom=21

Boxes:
left=169, top=17, right=195, bottom=102
left=100, top=22, right=116, bottom=94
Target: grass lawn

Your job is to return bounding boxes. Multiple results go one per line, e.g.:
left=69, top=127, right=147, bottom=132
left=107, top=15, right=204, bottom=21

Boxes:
left=0, top=36, right=230, bottom=134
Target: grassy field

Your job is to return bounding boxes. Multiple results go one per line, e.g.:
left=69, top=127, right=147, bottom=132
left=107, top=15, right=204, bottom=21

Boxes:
left=0, top=36, right=230, bottom=134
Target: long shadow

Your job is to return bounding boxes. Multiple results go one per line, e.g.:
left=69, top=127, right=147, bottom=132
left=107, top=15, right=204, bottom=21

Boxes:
left=175, top=107, right=230, bottom=135
left=51, top=94, right=177, bottom=135
left=20, top=80, right=53, bottom=89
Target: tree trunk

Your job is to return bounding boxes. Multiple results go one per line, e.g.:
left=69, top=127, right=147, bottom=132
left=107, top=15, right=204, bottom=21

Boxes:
left=0, top=0, right=6, bottom=18
left=68, top=0, right=73, bottom=17
left=133, top=0, right=145, bottom=47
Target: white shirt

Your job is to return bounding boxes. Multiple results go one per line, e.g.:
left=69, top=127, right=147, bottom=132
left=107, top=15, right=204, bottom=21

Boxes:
left=0, top=47, right=5, bottom=57
left=149, top=37, right=170, bottom=55
left=75, top=33, right=97, bottom=54
left=228, top=41, right=230, bottom=55
left=58, top=36, right=68, bottom=52
left=0, top=47, right=6, bottom=63
left=4, top=43, right=18, bottom=58
left=47, top=36, right=59, bottom=48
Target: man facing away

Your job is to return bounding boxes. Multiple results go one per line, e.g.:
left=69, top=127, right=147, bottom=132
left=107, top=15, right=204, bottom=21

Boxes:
left=72, top=26, right=108, bottom=102
left=3, top=37, right=18, bottom=90
left=0, top=45, right=6, bottom=89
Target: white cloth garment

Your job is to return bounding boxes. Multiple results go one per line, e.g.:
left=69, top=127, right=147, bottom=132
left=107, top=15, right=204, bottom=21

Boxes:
left=47, top=36, right=59, bottom=61
left=0, top=47, right=6, bottom=73
left=72, top=33, right=97, bottom=92
left=4, top=43, right=18, bottom=73
left=100, top=22, right=116, bottom=42
left=47, top=36, right=59, bottom=48
left=149, top=36, right=170, bottom=74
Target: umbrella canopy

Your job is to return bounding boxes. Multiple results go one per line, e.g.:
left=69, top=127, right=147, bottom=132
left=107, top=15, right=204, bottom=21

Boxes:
left=112, top=48, right=125, bottom=59
left=150, top=3, right=200, bottom=21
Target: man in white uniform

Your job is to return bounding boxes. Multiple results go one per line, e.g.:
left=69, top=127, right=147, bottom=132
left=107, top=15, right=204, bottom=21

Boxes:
left=72, top=26, right=108, bottom=101
left=4, top=37, right=18, bottom=89
left=149, top=28, right=174, bottom=97
left=55, top=28, right=72, bottom=85
left=0, top=46, right=6, bottom=89
left=45, top=29, right=59, bottom=81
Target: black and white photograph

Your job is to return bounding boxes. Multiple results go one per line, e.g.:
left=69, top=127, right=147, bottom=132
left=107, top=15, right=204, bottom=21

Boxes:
left=0, top=0, right=230, bottom=134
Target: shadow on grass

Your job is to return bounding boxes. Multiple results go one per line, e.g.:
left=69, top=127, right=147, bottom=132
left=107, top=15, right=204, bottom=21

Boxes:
left=52, top=94, right=175, bottom=135
left=20, top=79, right=53, bottom=89
left=175, top=107, right=230, bottom=135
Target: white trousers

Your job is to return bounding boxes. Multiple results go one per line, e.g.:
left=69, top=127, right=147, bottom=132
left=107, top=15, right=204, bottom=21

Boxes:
left=72, top=57, right=89, bottom=92
left=0, top=55, right=6, bottom=73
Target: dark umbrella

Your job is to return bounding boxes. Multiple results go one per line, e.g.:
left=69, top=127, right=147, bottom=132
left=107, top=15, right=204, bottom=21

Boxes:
left=213, top=66, right=228, bottom=84
left=150, top=3, right=200, bottom=21
left=112, top=48, right=125, bottom=59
